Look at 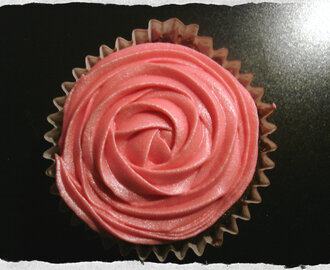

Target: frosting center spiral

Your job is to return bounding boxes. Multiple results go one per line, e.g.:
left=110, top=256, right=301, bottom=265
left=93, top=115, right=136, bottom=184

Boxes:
left=55, top=43, right=259, bottom=244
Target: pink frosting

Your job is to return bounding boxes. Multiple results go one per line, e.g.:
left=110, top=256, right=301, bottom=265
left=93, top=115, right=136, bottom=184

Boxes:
left=55, top=42, right=259, bottom=245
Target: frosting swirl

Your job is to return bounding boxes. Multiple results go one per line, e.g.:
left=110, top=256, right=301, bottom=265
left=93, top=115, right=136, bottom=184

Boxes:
left=55, top=42, right=259, bottom=244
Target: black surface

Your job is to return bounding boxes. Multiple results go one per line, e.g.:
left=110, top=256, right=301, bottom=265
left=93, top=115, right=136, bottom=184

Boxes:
left=0, top=2, right=329, bottom=267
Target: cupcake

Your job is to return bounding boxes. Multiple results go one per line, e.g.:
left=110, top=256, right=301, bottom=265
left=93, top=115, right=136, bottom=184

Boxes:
left=44, top=18, right=277, bottom=261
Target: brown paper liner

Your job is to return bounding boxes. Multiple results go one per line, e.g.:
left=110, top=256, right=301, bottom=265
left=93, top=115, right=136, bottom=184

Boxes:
left=43, top=18, right=277, bottom=262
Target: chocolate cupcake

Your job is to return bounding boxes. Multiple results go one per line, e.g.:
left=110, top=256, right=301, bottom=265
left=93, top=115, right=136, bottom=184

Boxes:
left=44, top=18, right=277, bottom=261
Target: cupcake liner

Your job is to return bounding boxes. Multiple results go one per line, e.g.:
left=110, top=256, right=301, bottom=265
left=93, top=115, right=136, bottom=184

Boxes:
left=43, top=18, right=277, bottom=262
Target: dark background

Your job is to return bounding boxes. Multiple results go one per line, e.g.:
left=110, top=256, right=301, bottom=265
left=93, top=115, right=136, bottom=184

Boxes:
left=0, top=2, right=329, bottom=267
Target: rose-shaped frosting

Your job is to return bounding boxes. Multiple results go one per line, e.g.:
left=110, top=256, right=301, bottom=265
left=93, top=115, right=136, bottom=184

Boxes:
left=55, top=42, right=259, bottom=245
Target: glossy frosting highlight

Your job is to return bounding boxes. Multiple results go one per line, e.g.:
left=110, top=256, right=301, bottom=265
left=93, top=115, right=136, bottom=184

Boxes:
left=55, top=42, right=259, bottom=244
